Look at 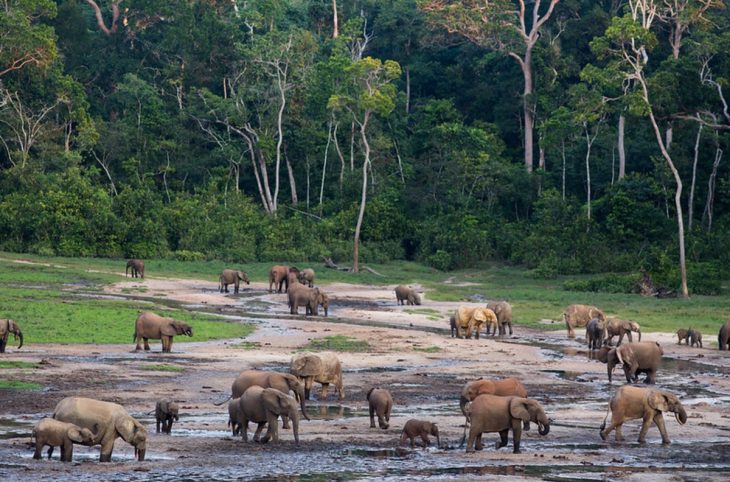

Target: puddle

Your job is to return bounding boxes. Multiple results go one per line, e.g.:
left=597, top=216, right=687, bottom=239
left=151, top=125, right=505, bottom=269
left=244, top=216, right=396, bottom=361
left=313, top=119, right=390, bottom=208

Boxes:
left=305, top=405, right=354, bottom=420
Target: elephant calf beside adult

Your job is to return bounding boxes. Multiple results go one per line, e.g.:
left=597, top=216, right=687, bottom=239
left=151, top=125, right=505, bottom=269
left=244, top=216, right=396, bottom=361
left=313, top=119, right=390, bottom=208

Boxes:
left=586, top=318, right=607, bottom=350
left=606, top=318, right=641, bottom=346
left=290, top=351, right=344, bottom=401
left=459, top=377, right=528, bottom=421
left=219, top=269, right=250, bottom=294
left=453, top=306, right=498, bottom=339
left=597, top=341, right=663, bottom=384
left=563, top=304, right=605, bottom=339
left=32, top=418, right=96, bottom=462
left=367, top=388, right=393, bottom=429
left=486, top=301, right=513, bottom=336
left=288, top=284, right=329, bottom=316
left=133, top=311, right=193, bottom=353
left=238, top=386, right=301, bottom=444
left=0, top=319, right=23, bottom=353
left=230, top=370, right=309, bottom=428
left=400, top=419, right=440, bottom=448
left=298, top=268, right=316, bottom=287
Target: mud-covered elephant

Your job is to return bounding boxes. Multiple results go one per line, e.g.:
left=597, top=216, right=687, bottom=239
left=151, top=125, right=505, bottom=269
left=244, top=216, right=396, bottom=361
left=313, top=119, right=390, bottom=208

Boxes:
left=688, top=328, right=703, bottom=348
left=486, top=301, right=513, bottom=336
left=298, top=268, right=315, bottom=287
left=597, top=341, right=663, bottom=384
left=125, top=259, right=145, bottom=279
left=238, top=386, right=300, bottom=444
left=718, top=320, right=730, bottom=350
left=453, top=306, right=498, bottom=339
left=676, top=328, right=690, bottom=345
left=367, top=388, right=393, bottom=429
left=133, top=311, right=193, bottom=352
left=459, top=377, right=528, bottom=420
left=155, top=399, right=179, bottom=434
left=600, top=385, right=687, bottom=444
left=394, top=285, right=421, bottom=306
left=53, top=397, right=147, bottom=462
left=400, top=419, right=440, bottom=448
left=290, top=351, right=344, bottom=401
left=0, top=318, right=23, bottom=353
left=288, top=285, right=328, bottom=316
left=586, top=318, right=607, bottom=350
left=464, top=395, right=550, bottom=453
left=269, top=265, right=290, bottom=293
left=606, top=318, right=641, bottom=345
left=32, top=418, right=96, bottom=462
left=230, top=370, right=309, bottom=427
left=219, top=269, right=250, bottom=294
left=563, top=304, right=605, bottom=338
left=228, top=397, right=242, bottom=435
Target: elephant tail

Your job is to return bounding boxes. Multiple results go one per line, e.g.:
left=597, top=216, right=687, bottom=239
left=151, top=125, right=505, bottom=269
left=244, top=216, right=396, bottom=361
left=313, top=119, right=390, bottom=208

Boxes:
left=616, top=346, right=625, bottom=366
left=213, top=394, right=232, bottom=407
left=132, top=328, right=137, bottom=343
left=599, top=402, right=611, bottom=431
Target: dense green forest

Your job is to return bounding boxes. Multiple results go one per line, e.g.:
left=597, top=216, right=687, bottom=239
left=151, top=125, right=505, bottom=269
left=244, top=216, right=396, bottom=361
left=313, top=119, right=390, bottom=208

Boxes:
left=1, top=1, right=729, bottom=294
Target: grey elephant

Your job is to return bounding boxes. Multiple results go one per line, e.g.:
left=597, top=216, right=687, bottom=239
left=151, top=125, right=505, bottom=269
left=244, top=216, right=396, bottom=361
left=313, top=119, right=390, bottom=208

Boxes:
left=155, top=399, right=179, bottom=434
left=133, top=311, right=193, bottom=352
left=230, top=370, right=309, bottom=428
left=600, top=385, right=687, bottom=444
left=0, top=319, right=23, bottom=353
left=676, top=328, right=690, bottom=345
left=125, top=259, right=145, bottom=279
left=219, top=269, right=250, bottom=294
left=269, top=265, right=290, bottom=293
left=290, top=351, right=344, bottom=401
left=394, top=285, right=421, bottom=305
left=298, top=268, right=316, bottom=287
left=596, top=341, right=663, bottom=384
left=562, top=304, right=604, bottom=338
left=486, top=301, right=513, bottom=336
left=688, top=328, right=703, bottom=348
left=586, top=318, right=607, bottom=350
left=53, top=397, right=147, bottom=462
left=288, top=285, right=328, bottom=316
left=32, top=418, right=96, bottom=462
left=400, top=419, right=440, bottom=448
left=238, top=386, right=300, bottom=444
left=718, top=320, right=730, bottom=350
left=606, top=318, right=641, bottom=345
left=367, top=388, right=393, bottom=429
left=228, top=397, right=242, bottom=436
left=459, top=378, right=528, bottom=421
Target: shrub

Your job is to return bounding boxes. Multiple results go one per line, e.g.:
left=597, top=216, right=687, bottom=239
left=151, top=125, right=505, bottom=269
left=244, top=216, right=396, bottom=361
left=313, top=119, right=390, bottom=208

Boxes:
left=563, top=273, right=639, bottom=293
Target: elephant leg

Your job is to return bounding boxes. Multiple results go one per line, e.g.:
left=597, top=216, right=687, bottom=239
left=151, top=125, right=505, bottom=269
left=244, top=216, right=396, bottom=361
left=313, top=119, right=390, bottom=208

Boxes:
left=253, top=422, right=266, bottom=442
left=61, top=440, right=73, bottom=462
left=378, top=412, right=389, bottom=429
left=262, top=414, right=279, bottom=443
left=156, top=418, right=161, bottom=433
left=600, top=421, right=614, bottom=441
left=143, top=338, right=151, bottom=351
left=475, top=433, right=484, bottom=451
left=167, top=417, right=174, bottom=434
left=0, top=338, right=6, bottom=353
left=512, top=423, right=523, bottom=453
left=420, top=433, right=430, bottom=448
left=320, top=383, right=330, bottom=400
left=135, top=337, right=142, bottom=351
left=33, top=441, right=43, bottom=460
left=645, top=370, right=657, bottom=384
left=496, top=429, right=509, bottom=449
left=466, top=427, right=478, bottom=453
left=241, top=420, right=249, bottom=441
left=281, top=415, right=290, bottom=430
left=638, top=412, right=654, bottom=443
left=234, top=282, right=239, bottom=294
left=99, top=438, right=115, bottom=462
left=369, top=405, right=376, bottom=428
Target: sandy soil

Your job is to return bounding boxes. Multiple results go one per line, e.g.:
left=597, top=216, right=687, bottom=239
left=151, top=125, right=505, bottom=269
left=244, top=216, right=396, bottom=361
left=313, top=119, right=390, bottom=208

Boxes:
left=1, top=273, right=729, bottom=481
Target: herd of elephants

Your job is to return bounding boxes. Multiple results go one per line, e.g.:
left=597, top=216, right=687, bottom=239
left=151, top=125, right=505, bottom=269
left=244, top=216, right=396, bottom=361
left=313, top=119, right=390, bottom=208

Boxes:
left=2, top=259, right=730, bottom=465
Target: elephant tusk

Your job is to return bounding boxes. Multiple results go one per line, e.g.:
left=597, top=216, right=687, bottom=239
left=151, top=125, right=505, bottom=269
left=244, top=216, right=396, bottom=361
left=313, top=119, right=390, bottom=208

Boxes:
left=675, top=412, right=686, bottom=425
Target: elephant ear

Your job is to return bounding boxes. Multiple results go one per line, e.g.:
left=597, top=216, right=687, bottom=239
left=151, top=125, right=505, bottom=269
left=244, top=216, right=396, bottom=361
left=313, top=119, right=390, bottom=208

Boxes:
left=292, top=354, right=322, bottom=377
left=262, top=389, right=288, bottom=415
left=115, top=417, right=138, bottom=443
left=509, top=398, right=531, bottom=422
left=67, top=427, right=85, bottom=443
left=648, top=391, right=669, bottom=412
left=160, top=321, right=178, bottom=336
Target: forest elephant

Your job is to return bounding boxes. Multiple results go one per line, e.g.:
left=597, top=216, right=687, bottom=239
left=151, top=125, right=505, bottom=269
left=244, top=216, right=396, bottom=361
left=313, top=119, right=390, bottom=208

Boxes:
left=230, top=370, right=309, bottom=428
left=453, top=306, right=497, bottom=339
left=155, top=399, right=179, bottom=434
left=600, top=385, right=687, bottom=444
left=563, top=304, right=605, bottom=338
left=53, top=397, right=147, bottom=462
left=676, top=328, right=690, bottom=345
left=228, top=397, right=242, bottom=436
left=298, top=268, right=316, bottom=287
left=400, top=419, right=440, bottom=448
left=32, top=418, right=96, bottom=462
left=718, top=320, right=730, bottom=350
left=486, top=301, right=513, bottom=336
left=688, top=328, right=703, bottom=348
left=125, top=259, right=145, bottom=279
left=290, top=352, right=344, bottom=401
left=367, top=388, right=393, bottom=429
left=133, top=311, right=193, bottom=353
left=394, top=285, right=421, bottom=306
left=288, top=285, right=328, bottom=316
left=597, top=342, right=663, bottom=384
left=449, top=315, right=457, bottom=337
left=269, top=265, right=290, bottom=293
left=586, top=318, right=607, bottom=350
left=459, top=377, right=528, bottom=421
left=0, top=319, right=23, bottom=353
left=219, top=269, right=250, bottom=294
left=238, top=386, right=300, bottom=444
left=464, top=394, right=550, bottom=454
left=606, top=318, right=641, bottom=345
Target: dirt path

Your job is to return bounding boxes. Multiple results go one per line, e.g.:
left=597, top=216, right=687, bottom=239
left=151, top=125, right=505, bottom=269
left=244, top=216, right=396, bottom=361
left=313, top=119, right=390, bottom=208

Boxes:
left=1, top=275, right=729, bottom=480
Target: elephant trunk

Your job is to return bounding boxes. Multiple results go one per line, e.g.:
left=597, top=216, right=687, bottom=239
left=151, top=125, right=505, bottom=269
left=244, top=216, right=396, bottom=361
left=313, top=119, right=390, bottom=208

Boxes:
left=637, top=330, right=642, bottom=342
left=297, top=388, right=310, bottom=421
left=135, top=447, right=146, bottom=461
left=433, top=427, right=441, bottom=448
left=16, top=330, right=23, bottom=349
left=538, top=420, right=550, bottom=436
left=291, top=412, right=300, bottom=445
left=675, top=406, right=687, bottom=425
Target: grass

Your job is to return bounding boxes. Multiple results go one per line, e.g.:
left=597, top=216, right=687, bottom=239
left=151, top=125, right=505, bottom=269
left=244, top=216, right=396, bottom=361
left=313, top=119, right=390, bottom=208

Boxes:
left=229, top=341, right=261, bottom=350
left=404, top=307, right=442, bottom=321
left=0, top=380, right=42, bottom=390
left=0, top=361, right=40, bottom=369
left=306, top=335, right=370, bottom=352
left=413, top=346, right=441, bottom=353
left=137, top=364, right=185, bottom=372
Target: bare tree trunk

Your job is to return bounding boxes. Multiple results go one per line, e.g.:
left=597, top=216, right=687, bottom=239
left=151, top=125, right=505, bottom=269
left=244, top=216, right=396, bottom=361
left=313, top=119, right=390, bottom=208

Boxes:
left=319, top=119, right=332, bottom=211
left=332, top=0, right=339, bottom=38
left=352, top=112, right=372, bottom=274
left=286, top=154, right=298, bottom=206
left=332, top=121, right=345, bottom=193
left=703, top=133, right=723, bottom=232
left=583, top=123, right=597, bottom=221
left=688, top=123, right=703, bottom=231
left=350, top=121, right=355, bottom=171
left=306, top=156, right=310, bottom=210
left=272, top=60, right=289, bottom=213
left=665, top=122, right=673, bottom=151
left=521, top=50, right=535, bottom=172
left=405, top=66, right=411, bottom=115
left=92, top=151, right=118, bottom=196
left=561, top=139, right=566, bottom=201
left=618, top=114, right=626, bottom=180
left=84, top=0, right=121, bottom=36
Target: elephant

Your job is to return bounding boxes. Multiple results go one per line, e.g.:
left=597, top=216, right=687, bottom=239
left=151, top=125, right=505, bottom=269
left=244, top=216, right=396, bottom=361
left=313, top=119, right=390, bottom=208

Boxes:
left=486, top=301, right=513, bottom=336
left=597, top=342, right=663, bottom=384
left=288, top=284, right=328, bottom=316
left=238, top=386, right=300, bottom=444
left=0, top=319, right=23, bottom=353
left=290, top=351, right=344, bottom=401
left=32, top=418, right=96, bottom=462
left=269, top=265, right=290, bottom=293
left=400, top=419, right=440, bottom=449
left=133, top=311, right=193, bottom=353
left=449, top=315, right=457, bottom=338
left=563, top=304, right=605, bottom=338
left=219, top=269, right=250, bottom=294
left=230, top=370, right=309, bottom=428
left=676, top=328, right=690, bottom=345
left=228, top=397, right=242, bottom=436
left=459, top=377, right=528, bottom=421
left=155, top=399, right=179, bottom=434
left=453, top=306, right=498, bottom=339
left=394, top=285, right=421, bottom=306
left=606, top=318, right=641, bottom=345
left=52, top=397, right=147, bottom=462
left=600, top=385, right=687, bottom=444
left=367, top=388, right=393, bottom=429
left=298, top=268, right=316, bottom=287
left=125, top=259, right=145, bottom=279
left=464, top=394, right=550, bottom=454
left=586, top=318, right=607, bottom=350
left=718, top=320, right=730, bottom=350
left=688, top=328, right=703, bottom=348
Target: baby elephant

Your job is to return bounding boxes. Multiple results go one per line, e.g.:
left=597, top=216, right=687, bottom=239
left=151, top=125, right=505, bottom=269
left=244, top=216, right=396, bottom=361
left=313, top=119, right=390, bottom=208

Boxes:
left=676, top=328, right=690, bottom=345
left=33, top=418, right=96, bottom=462
left=688, top=328, right=703, bottom=348
left=400, top=419, right=440, bottom=449
left=367, top=388, right=393, bottom=429
left=155, top=399, right=180, bottom=434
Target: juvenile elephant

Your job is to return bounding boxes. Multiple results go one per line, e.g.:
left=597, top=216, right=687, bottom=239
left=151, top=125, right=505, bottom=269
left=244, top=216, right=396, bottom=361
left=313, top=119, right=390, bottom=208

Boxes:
left=688, top=328, right=703, bottom=348
left=459, top=377, right=528, bottom=420
left=155, top=399, right=179, bottom=434
left=298, top=268, right=316, bottom=287
left=219, top=269, right=250, bottom=294
left=133, top=311, right=193, bottom=353
left=394, top=285, right=421, bottom=306
left=453, top=306, right=497, bottom=339
left=0, top=319, right=23, bottom=353
left=290, top=351, right=344, bottom=401
left=125, top=259, right=145, bottom=279
left=238, top=386, right=300, bottom=444
left=597, top=342, right=663, bottom=384
left=32, top=418, right=96, bottom=462
left=228, top=397, right=242, bottom=436
left=563, top=304, right=605, bottom=338
left=586, top=318, right=607, bottom=350
left=400, top=419, right=440, bottom=448
left=269, top=265, right=290, bottom=293
left=53, top=397, right=147, bottom=462
left=718, top=320, right=730, bottom=350
left=600, top=385, right=687, bottom=444
left=676, top=328, right=690, bottom=345
left=606, top=318, right=641, bottom=345
left=288, top=285, right=329, bottom=316
left=486, top=301, right=513, bottom=336
left=367, top=388, right=393, bottom=429
left=230, top=370, right=309, bottom=427
left=464, top=395, right=550, bottom=454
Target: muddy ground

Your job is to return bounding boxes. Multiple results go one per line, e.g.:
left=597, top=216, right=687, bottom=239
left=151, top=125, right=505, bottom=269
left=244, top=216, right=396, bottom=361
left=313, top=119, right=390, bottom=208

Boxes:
left=1, top=274, right=729, bottom=481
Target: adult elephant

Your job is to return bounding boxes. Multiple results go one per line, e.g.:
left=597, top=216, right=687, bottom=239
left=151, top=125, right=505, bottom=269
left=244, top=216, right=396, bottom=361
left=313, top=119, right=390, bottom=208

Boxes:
left=290, top=351, right=344, bottom=401
left=230, top=370, right=309, bottom=427
left=0, top=319, right=23, bottom=353
left=459, top=378, right=528, bottom=420
left=288, top=285, right=328, bottom=316
left=238, top=386, right=300, bottom=444
left=52, top=397, right=147, bottom=462
left=298, top=268, right=315, bottom=288
left=453, top=306, right=497, bottom=339
left=125, top=259, right=145, bottom=279
left=596, top=342, right=663, bottom=384
left=486, top=301, right=513, bottom=336
left=394, top=285, right=421, bottom=306
left=718, top=320, right=730, bottom=350
left=269, top=265, right=290, bottom=293
left=133, top=311, right=193, bottom=353
left=464, top=394, right=550, bottom=453
left=600, top=385, right=687, bottom=444
left=563, top=304, right=605, bottom=338
left=586, top=318, right=607, bottom=350
left=219, top=269, right=250, bottom=294
left=606, top=318, right=641, bottom=346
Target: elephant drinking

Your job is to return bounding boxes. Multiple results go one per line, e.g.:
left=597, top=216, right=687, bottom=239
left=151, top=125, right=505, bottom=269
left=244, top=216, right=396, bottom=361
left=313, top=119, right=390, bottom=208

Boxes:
left=290, top=352, right=344, bottom=401
left=133, top=311, right=193, bottom=353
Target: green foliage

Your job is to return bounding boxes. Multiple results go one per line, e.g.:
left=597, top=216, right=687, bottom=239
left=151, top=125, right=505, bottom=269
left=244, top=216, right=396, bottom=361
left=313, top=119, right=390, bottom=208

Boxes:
left=306, top=335, right=370, bottom=352
left=0, top=380, right=42, bottom=390
left=563, top=274, right=640, bottom=294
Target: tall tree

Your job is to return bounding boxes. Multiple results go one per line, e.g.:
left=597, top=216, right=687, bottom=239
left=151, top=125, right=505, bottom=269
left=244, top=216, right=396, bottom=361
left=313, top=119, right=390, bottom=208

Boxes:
left=0, top=0, right=57, bottom=77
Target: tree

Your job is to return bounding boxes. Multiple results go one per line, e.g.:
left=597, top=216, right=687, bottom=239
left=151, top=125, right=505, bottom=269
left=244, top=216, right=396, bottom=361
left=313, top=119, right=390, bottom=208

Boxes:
left=0, top=0, right=57, bottom=77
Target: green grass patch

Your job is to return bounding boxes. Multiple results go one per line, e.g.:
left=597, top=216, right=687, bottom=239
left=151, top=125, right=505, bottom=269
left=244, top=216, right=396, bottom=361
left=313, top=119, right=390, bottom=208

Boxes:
left=306, top=335, right=370, bottom=352
left=229, top=341, right=261, bottom=350
left=137, top=364, right=185, bottom=372
left=413, top=345, right=441, bottom=353
left=0, top=361, right=40, bottom=369
left=0, top=380, right=42, bottom=390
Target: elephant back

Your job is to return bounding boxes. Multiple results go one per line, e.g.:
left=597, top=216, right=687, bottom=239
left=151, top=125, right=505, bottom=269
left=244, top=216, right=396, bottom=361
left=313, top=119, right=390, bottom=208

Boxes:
left=487, top=301, right=512, bottom=323
left=290, top=352, right=324, bottom=377
left=456, top=306, right=475, bottom=327
left=315, top=352, right=342, bottom=383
